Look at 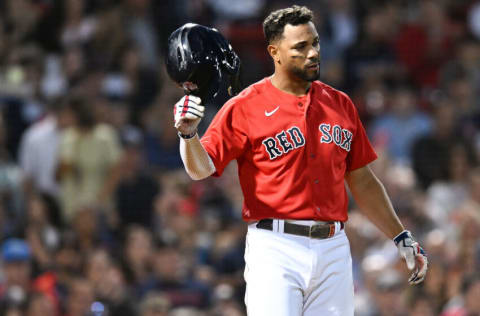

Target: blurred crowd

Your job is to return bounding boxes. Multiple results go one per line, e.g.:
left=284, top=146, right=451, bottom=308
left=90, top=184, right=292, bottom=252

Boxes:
left=0, top=0, right=479, bottom=315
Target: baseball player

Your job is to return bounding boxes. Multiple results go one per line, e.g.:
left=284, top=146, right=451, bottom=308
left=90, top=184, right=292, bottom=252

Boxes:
left=168, top=5, right=428, bottom=316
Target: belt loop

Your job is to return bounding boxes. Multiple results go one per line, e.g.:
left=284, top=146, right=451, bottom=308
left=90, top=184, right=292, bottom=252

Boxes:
left=273, top=219, right=281, bottom=233
left=328, top=223, right=335, bottom=238
left=278, top=219, right=284, bottom=233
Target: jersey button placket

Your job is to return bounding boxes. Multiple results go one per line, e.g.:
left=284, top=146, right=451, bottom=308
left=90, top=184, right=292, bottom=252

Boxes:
left=303, top=91, right=321, bottom=214
left=302, top=95, right=318, bottom=214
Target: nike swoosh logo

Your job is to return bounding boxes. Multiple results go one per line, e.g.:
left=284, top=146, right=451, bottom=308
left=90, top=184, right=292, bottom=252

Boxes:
left=265, top=106, right=280, bottom=117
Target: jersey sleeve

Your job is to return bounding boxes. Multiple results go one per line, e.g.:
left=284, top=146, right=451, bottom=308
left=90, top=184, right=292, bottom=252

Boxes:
left=346, top=99, right=378, bottom=171
left=200, top=99, right=249, bottom=177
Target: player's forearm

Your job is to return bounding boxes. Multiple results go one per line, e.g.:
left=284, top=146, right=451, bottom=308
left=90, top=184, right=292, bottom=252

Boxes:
left=180, top=134, right=216, bottom=180
left=345, top=166, right=404, bottom=239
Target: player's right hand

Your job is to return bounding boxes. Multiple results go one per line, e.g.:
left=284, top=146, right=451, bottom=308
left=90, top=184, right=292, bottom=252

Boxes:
left=174, top=95, right=204, bottom=136
left=394, top=230, right=428, bottom=285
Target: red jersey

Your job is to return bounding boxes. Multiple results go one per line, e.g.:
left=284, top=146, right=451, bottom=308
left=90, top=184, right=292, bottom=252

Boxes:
left=201, top=78, right=377, bottom=221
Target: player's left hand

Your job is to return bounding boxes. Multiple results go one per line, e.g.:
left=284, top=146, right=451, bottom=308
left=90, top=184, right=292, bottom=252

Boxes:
left=393, top=230, right=428, bottom=285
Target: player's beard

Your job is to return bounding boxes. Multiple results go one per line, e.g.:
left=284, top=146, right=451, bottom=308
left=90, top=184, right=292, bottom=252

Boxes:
left=290, top=62, right=320, bottom=82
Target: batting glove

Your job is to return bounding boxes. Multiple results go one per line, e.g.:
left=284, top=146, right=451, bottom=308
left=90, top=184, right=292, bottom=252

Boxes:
left=174, top=95, right=204, bottom=137
left=394, top=230, right=428, bottom=285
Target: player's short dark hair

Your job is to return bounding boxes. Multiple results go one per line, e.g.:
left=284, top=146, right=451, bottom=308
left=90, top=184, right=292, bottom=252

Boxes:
left=263, top=5, right=314, bottom=44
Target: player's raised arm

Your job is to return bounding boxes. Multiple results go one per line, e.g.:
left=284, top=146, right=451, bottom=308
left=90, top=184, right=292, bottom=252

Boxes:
left=345, top=165, right=428, bottom=285
left=165, top=24, right=242, bottom=181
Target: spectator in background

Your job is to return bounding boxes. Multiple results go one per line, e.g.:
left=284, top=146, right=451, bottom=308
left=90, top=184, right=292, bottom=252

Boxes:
left=84, top=249, right=136, bottom=316
left=56, top=95, right=121, bottom=222
left=469, top=1, right=480, bottom=40
left=370, top=270, right=407, bottom=316
left=64, top=278, right=94, bottom=316
left=113, top=130, right=159, bottom=230
left=0, top=113, right=24, bottom=233
left=70, top=206, right=101, bottom=255
left=207, top=0, right=268, bottom=86
left=3, top=305, right=23, bottom=316
left=0, top=239, right=32, bottom=308
left=139, top=292, right=170, bottom=316
left=412, top=98, right=457, bottom=189
left=443, top=67, right=476, bottom=121
left=84, top=249, right=114, bottom=298
left=161, top=0, right=215, bottom=36
left=0, top=44, right=47, bottom=164
left=344, top=3, right=401, bottom=94
left=440, top=40, right=480, bottom=112
left=407, top=292, right=436, bottom=316
left=62, top=47, right=87, bottom=90
left=19, top=97, right=74, bottom=198
left=454, top=167, right=480, bottom=228
left=24, top=193, right=61, bottom=271
left=421, top=259, right=448, bottom=312
left=394, top=0, right=454, bottom=90
left=424, top=141, right=477, bottom=234
left=370, top=85, right=432, bottom=165
left=142, top=87, right=183, bottom=170
left=207, top=225, right=245, bottom=277
left=61, top=0, right=98, bottom=49
left=317, top=0, right=358, bottom=62
left=442, top=274, right=480, bottom=316
left=2, top=0, right=41, bottom=46
left=103, top=44, right=159, bottom=126
left=26, top=292, right=56, bottom=316
left=89, top=2, right=128, bottom=69
left=206, top=0, right=265, bottom=23
left=52, top=232, right=82, bottom=305
left=101, top=97, right=138, bottom=140
left=123, top=0, right=159, bottom=69
left=209, top=296, right=244, bottom=316
left=122, top=226, right=154, bottom=294
left=141, top=246, right=210, bottom=309
left=168, top=307, right=206, bottom=316
left=443, top=39, right=480, bottom=146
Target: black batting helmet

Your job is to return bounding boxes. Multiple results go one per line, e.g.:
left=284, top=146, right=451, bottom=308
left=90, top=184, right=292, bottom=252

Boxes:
left=165, top=23, right=241, bottom=104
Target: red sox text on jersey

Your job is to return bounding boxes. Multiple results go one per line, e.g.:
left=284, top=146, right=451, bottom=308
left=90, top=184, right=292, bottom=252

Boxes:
left=262, top=124, right=353, bottom=160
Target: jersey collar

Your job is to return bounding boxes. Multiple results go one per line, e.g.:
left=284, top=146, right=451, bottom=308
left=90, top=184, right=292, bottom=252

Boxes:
left=266, top=77, right=313, bottom=107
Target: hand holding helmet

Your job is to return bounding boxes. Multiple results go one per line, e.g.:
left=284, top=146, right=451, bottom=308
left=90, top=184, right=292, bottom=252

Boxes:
left=165, top=23, right=242, bottom=105
left=174, top=95, right=204, bottom=138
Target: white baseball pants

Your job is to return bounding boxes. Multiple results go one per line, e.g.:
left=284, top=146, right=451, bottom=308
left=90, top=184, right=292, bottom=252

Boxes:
left=244, top=220, right=354, bottom=316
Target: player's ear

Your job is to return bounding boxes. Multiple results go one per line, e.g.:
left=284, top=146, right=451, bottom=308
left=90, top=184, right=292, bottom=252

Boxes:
left=267, top=43, right=281, bottom=65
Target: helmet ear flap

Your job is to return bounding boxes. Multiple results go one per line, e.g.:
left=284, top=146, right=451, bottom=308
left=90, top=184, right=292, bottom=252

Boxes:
left=209, top=28, right=241, bottom=75
left=227, top=63, right=242, bottom=96
left=221, top=50, right=242, bottom=96
left=208, top=28, right=242, bottom=96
